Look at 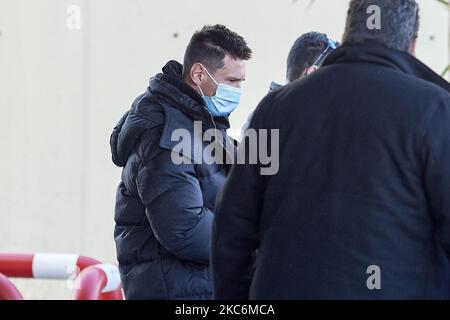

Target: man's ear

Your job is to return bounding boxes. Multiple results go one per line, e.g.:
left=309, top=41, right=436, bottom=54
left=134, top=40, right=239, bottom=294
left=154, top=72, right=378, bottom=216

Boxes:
left=190, top=63, right=204, bottom=85
left=306, top=65, right=318, bottom=75
left=410, top=39, right=417, bottom=56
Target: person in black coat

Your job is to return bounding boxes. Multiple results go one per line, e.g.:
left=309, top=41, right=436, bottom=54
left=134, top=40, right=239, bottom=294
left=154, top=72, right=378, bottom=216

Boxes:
left=111, top=25, right=251, bottom=300
left=212, top=0, right=450, bottom=299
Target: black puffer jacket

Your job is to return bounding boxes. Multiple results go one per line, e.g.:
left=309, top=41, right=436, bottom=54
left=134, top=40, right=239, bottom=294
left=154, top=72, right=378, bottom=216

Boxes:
left=111, top=61, right=234, bottom=300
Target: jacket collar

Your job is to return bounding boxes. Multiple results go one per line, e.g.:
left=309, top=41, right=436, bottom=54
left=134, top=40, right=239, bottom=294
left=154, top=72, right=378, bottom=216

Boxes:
left=159, top=103, right=236, bottom=163
left=323, top=40, right=450, bottom=93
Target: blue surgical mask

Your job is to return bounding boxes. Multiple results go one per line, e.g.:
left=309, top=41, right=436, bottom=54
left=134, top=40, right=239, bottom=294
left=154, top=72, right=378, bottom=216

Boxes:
left=198, top=66, right=242, bottom=117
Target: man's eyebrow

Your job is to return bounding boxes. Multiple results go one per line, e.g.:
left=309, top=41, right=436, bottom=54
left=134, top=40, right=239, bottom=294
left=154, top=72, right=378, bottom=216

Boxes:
left=226, top=77, right=246, bottom=81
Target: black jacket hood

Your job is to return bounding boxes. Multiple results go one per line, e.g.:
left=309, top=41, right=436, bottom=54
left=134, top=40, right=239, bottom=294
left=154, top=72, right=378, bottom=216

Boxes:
left=111, top=60, right=231, bottom=167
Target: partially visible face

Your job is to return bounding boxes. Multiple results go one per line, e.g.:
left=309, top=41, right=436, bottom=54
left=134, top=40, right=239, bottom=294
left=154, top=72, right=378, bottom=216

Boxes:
left=304, top=65, right=319, bottom=77
left=410, top=38, right=417, bottom=56
left=195, top=54, right=246, bottom=97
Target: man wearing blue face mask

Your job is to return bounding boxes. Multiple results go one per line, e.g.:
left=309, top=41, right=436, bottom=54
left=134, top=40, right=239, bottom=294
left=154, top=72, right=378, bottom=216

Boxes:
left=110, top=25, right=251, bottom=300
left=196, top=64, right=242, bottom=117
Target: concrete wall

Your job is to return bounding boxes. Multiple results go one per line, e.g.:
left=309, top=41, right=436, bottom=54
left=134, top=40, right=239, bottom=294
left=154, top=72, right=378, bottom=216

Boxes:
left=0, top=0, right=448, bottom=299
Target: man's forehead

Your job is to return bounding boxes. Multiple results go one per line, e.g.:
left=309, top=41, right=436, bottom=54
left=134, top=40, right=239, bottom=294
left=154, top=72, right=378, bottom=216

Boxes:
left=215, top=55, right=246, bottom=79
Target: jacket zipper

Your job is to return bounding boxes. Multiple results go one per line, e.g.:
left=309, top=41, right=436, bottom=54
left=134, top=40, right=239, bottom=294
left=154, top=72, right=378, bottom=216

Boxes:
left=204, top=109, right=234, bottom=165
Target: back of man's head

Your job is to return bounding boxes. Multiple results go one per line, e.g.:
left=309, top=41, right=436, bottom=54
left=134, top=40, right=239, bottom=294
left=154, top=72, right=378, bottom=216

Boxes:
left=182, top=24, right=252, bottom=80
left=342, top=0, right=419, bottom=53
left=286, top=32, right=330, bottom=82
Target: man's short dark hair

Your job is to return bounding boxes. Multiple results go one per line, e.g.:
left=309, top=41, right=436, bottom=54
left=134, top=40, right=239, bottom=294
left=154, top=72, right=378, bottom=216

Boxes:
left=182, top=24, right=252, bottom=79
left=286, top=32, right=329, bottom=82
left=342, top=0, right=420, bottom=52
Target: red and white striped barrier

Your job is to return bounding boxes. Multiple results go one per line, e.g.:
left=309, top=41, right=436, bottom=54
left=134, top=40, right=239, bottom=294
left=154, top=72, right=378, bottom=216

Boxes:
left=0, top=253, right=123, bottom=300
left=0, top=273, right=23, bottom=300
left=73, top=264, right=123, bottom=300
left=0, top=253, right=100, bottom=279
